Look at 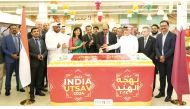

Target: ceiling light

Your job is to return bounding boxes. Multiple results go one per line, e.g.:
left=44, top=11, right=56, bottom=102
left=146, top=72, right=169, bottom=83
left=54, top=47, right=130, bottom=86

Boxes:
left=157, top=7, right=165, bottom=15
left=146, top=14, right=152, bottom=20
left=163, top=14, right=168, bottom=20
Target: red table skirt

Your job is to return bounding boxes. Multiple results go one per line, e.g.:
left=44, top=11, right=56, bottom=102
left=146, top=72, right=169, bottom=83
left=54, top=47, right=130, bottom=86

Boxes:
left=48, top=66, right=154, bottom=106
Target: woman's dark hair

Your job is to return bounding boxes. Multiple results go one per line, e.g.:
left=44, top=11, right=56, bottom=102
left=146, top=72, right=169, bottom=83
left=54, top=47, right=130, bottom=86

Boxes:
left=72, top=27, right=83, bottom=41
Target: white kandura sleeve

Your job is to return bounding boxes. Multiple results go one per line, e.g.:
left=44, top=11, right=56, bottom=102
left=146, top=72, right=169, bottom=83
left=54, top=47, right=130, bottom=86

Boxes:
left=45, top=33, right=58, bottom=50
left=107, top=39, right=121, bottom=51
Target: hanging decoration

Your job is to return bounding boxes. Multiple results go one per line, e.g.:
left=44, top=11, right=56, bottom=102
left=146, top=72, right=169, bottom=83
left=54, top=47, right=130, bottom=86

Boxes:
left=146, top=5, right=152, bottom=12
left=95, top=0, right=101, bottom=10
left=145, top=0, right=152, bottom=12
left=70, top=10, right=76, bottom=21
left=97, top=11, right=103, bottom=22
left=50, top=1, right=58, bottom=14
left=127, top=9, right=133, bottom=18
left=132, top=5, right=139, bottom=14
left=63, top=4, right=70, bottom=16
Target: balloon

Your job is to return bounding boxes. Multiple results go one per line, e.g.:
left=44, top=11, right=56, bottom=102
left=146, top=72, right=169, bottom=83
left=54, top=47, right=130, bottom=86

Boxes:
left=51, top=9, right=57, bottom=14
left=95, top=1, right=101, bottom=10
left=146, top=5, right=152, bottom=11
left=63, top=5, right=69, bottom=9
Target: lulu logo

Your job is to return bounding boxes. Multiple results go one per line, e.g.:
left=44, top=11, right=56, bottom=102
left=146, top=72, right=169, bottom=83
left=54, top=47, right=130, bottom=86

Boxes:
left=62, top=70, right=95, bottom=102
left=112, top=69, right=143, bottom=101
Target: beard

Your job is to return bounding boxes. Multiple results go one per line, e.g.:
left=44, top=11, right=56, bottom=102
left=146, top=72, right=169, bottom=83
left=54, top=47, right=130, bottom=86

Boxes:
left=152, top=31, right=158, bottom=35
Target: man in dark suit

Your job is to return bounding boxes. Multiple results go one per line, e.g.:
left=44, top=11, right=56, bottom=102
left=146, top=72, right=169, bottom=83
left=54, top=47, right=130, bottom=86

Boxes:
left=2, top=24, right=24, bottom=96
left=155, top=20, right=176, bottom=102
left=138, top=26, right=156, bottom=61
left=96, top=24, right=117, bottom=53
left=28, top=27, right=48, bottom=100
left=83, top=25, right=97, bottom=53
left=138, top=26, right=156, bottom=93
left=41, top=23, right=49, bottom=89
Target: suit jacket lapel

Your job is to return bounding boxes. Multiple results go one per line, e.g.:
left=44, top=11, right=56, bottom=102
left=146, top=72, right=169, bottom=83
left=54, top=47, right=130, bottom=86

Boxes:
left=39, top=39, right=44, bottom=52
left=145, top=37, right=151, bottom=49
left=101, top=32, right=104, bottom=44
left=163, top=31, right=170, bottom=49
left=87, top=34, right=90, bottom=41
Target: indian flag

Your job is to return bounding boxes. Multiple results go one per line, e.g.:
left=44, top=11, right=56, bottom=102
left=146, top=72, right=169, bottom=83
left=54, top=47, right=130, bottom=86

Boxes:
left=19, top=7, right=31, bottom=88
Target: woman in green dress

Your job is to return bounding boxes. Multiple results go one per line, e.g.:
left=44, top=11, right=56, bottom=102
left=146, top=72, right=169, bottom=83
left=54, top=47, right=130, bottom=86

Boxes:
left=69, top=27, right=86, bottom=53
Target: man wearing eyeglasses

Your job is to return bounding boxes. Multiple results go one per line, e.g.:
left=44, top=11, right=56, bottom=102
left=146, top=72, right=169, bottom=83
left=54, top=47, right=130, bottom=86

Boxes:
left=155, top=20, right=176, bottom=102
left=96, top=24, right=117, bottom=53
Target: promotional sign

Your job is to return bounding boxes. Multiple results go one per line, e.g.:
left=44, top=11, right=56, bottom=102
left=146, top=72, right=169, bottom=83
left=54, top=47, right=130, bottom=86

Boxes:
left=48, top=54, right=154, bottom=106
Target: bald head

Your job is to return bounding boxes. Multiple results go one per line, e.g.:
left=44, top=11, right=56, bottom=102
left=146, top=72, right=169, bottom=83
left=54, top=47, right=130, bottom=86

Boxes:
left=102, top=24, right=109, bottom=34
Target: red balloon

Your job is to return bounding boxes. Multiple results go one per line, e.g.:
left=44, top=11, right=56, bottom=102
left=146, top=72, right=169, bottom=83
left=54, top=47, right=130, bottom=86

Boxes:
left=95, top=1, right=101, bottom=10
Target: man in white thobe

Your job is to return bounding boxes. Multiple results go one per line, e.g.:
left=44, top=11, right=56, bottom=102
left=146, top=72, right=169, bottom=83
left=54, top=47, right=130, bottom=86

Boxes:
left=102, top=26, right=138, bottom=54
left=45, top=22, right=65, bottom=63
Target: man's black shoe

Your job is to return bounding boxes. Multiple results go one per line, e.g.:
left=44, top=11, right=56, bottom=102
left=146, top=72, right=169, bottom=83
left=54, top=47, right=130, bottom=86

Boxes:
left=5, top=90, right=10, bottom=96
left=164, top=96, right=171, bottom=102
left=35, top=91, right=45, bottom=96
left=41, top=88, right=48, bottom=92
left=44, top=84, right=48, bottom=88
left=30, top=94, right=35, bottom=101
left=155, top=93, right=165, bottom=98
left=17, top=88, right=25, bottom=92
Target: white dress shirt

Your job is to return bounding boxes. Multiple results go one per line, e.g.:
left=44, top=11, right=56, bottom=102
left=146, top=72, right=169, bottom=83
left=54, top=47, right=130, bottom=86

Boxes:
left=162, top=31, right=169, bottom=55
left=144, top=35, right=149, bottom=48
left=108, top=35, right=138, bottom=54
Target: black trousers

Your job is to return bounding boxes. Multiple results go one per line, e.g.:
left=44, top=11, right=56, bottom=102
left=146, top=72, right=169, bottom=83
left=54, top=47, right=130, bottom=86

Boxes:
left=30, top=61, right=44, bottom=95
left=158, top=61, right=173, bottom=97
left=42, top=56, right=48, bottom=87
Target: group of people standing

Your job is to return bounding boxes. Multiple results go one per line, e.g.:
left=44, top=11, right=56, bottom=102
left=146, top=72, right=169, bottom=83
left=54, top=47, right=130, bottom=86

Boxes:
left=0, top=20, right=176, bottom=103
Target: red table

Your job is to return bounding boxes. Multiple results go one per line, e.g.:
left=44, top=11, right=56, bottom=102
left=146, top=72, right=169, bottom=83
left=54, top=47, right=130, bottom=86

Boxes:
left=48, top=53, right=154, bottom=106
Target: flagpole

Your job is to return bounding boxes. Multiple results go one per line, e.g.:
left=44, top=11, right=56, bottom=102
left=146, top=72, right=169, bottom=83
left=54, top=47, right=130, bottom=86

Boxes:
left=19, top=6, right=34, bottom=105
left=20, top=86, right=35, bottom=105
